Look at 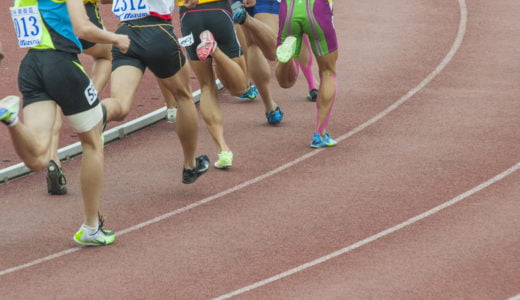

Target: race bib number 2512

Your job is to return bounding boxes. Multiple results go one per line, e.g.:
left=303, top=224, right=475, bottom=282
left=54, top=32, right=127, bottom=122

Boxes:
left=112, top=0, right=150, bottom=21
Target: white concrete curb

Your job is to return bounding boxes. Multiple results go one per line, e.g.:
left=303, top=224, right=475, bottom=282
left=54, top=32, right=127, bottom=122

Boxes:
left=0, top=80, right=224, bottom=183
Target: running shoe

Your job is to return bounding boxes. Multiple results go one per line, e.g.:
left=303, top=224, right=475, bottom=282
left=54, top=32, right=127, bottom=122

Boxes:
left=307, top=88, right=319, bottom=102
left=73, top=214, right=115, bottom=246
left=310, top=132, right=338, bottom=148
left=0, top=95, right=20, bottom=126
left=236, top=83, right=258, bottom=101
left=197, top=30, right=217, bottom=60
left=276, top=36, right=297, bottom=63
left=47, top=160, right=67, bottom=195
left=265, top=107, right=284, bottom=125
left=214, top=151, right=233, bottom=169
left=166, top=107, right=177, bottom=123
left=183, top=154, right=210, bottom=184
left=231, top=1, right=247, bottom=24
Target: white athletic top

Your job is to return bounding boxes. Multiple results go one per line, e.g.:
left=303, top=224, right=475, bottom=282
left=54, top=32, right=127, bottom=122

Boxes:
left=148, top=0, right=174, bottom=16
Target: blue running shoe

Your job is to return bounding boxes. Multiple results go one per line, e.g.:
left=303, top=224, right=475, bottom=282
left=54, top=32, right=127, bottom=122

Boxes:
left=310, top=132, right=337, bottom=148
left=231, top=1, right=247, bottom=24
left=266, top=107, right=284, bottom=125
left=322, top=132, right=338, bottom=146
left=237, top=83, right=258, bottom=101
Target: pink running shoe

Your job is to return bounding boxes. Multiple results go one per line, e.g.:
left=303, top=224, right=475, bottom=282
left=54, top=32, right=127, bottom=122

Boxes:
left=196, top=30, right=217, bottom=60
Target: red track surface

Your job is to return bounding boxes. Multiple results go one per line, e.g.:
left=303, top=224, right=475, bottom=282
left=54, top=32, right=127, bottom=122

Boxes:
left=1, top=1, right=519, bottom=299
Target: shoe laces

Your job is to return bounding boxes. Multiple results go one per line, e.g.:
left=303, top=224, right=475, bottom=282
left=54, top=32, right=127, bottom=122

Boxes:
left=96, top=213, right=109, bottom=234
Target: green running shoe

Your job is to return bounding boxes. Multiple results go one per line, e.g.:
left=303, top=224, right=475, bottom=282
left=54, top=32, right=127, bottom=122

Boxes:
left=214, top=151, right=233, bottom=169
left=0, top=95, right=20, bottom=126
left=276, top=36, right=297, bottom=63
left=73, top=215, right=115, bottom=246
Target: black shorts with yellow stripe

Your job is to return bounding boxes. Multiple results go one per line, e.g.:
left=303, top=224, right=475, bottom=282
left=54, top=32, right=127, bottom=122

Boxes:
left=112, top=16, right=186, bottom=79
left=18, top=50, right=99, bottom=116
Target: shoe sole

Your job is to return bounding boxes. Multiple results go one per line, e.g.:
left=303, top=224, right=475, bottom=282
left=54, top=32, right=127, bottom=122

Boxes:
left=214, top=163, right=232, bottom=169
left=0, top=95, right=20, bottom=123
left=73, top=231, right=115, bottom=246
left=197, top=31, right=216, bottom=60
left=310, top=141, right=337, bottom=148
left=47, top=161, right=67, bottom=195
left=276, top=36, right=297, bottom=63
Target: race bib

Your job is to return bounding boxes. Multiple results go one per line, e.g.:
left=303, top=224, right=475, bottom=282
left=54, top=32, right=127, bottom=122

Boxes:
left=112, top=0, right=150, bottom=21
left=84, top=80, right=98, bottom=106
left=10, top=5, right=43, bottom=48
left=178, top=33, right=194, bottom=47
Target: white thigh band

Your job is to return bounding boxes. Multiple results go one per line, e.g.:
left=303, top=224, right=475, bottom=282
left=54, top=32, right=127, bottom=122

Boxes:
left=66, top=104, right=102, bottom=133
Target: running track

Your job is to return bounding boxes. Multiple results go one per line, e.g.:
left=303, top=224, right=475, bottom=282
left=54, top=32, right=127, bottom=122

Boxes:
left=0, top=1, right=519, bottom=299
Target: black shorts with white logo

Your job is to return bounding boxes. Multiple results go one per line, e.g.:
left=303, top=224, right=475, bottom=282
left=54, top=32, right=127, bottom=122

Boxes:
left=179, top=1, right=243, bottom=61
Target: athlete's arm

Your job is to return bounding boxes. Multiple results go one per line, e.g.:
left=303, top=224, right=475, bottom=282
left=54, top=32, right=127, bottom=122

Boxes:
left=66, top=0, right=130, bottom=53
left=183, top=0, right=199, bottom=8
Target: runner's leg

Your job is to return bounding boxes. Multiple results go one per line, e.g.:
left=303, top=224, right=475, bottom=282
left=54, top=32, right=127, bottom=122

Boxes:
left=103, top=66, right=143, bottom=122
left=314, top=50, right=338, bottom=134
left=158, top=64, right=199, bottom=169
left=190, top=59, right=231, bottom=154
left=7, top=101, right=57, bottom=170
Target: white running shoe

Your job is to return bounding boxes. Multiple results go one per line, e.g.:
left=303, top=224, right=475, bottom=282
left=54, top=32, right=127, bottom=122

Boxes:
left=166, top=107, right=177, bottom=123
left=73, top=216, right=115, bottom=246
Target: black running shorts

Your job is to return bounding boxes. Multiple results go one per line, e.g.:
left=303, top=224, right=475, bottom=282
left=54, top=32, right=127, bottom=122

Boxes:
left=18, top=50, right=99, bottom=116
left=179, top=1, right=243, bottom=61
left=111, top=16, right=186, bottom=79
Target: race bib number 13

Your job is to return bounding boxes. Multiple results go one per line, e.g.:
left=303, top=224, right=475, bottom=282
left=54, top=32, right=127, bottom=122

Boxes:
left=112, top=0, right=150, bottom=21
left=10, top=6, right=42, bottom=48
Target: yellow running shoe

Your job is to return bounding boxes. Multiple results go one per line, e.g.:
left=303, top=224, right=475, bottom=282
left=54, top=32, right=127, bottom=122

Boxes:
left=214, top=151, right=233, bottom=169
left=276, top=36, right=297, bottom=63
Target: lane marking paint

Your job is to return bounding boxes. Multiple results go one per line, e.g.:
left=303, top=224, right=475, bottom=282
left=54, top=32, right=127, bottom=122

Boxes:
left=0, top=0, right=474, bottom=283
left=216, top=162, right=519, bottom=299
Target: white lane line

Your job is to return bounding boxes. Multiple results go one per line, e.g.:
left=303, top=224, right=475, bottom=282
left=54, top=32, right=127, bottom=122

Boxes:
left=337, top=0, right=467, bottom=143
left=215, top=0, right=470, bottom=298
left=216, top=162, right=520, bottom=300
left=0, top=0, right=467, bottom=278
left=508, top=294, right=520, bottom=300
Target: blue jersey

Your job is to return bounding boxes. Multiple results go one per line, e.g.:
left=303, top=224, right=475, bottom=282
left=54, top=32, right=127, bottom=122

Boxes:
left=14, top=0, right=82, bottom=53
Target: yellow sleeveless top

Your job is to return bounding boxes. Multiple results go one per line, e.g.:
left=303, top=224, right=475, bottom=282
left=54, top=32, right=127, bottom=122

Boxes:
left=177, top=0, right=220, bottom=7
left=83, top=0, right=100, bottom=4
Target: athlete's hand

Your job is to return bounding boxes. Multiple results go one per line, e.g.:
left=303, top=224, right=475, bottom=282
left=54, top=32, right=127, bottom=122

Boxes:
left=242, top=0, right=256, bottom=7
left=183, top=0, right=199, bottom=8
left=114, top=34, right=130, bottom=54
